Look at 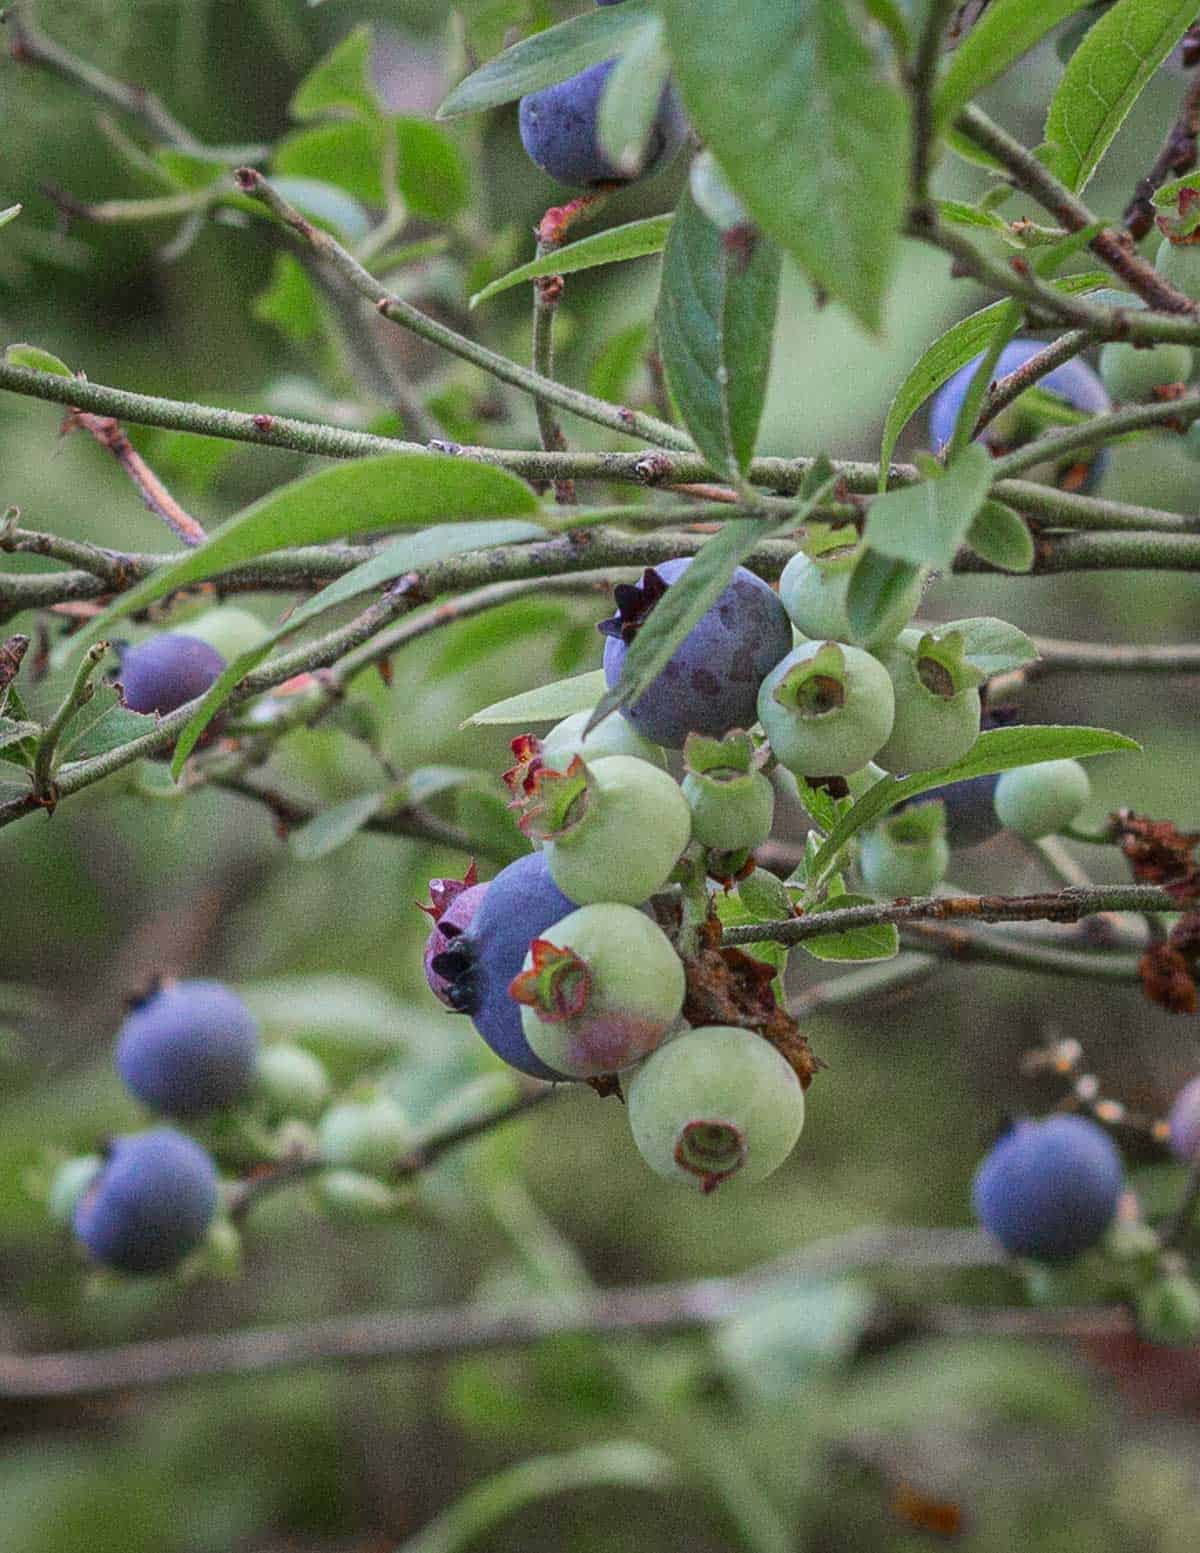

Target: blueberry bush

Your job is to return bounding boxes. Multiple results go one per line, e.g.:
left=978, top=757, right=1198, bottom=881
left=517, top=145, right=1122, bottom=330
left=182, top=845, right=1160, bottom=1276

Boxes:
left=6, top=1, right=1200, bottom=1549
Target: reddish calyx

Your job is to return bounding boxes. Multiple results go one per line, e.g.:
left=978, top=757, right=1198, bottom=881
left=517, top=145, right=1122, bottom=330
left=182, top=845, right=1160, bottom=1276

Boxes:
left=509, top=939, right=592, bottom=1022
left=674, top=1118, right=747, bottom=1194
left=417, top=859, right=479, bottom=923
left=506, top=753, right=591, bottom=841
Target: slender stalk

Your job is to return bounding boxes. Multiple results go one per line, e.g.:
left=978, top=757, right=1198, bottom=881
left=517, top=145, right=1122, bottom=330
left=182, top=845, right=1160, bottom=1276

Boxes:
left=899, top=922, right=1140, bottom=982
left=30, top=641, right=109, bottom=803
left=973, top=329, right=1092, bottom=437
left=910, top=0, right=959, bottom=204
left=1124, top=67, right=1200, bottom=240
left=990, top=393, right=1200, bottom=480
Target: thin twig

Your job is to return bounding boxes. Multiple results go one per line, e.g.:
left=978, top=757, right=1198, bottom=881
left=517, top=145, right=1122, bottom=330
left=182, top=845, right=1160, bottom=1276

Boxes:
left=899, top=921, right=1140, bottom=982
left=910, top=0, right=959, bottom=204
left=1123, top=68, right=1200, bottom=241
left=30, top=640, right=109, bottom=804
left=973, top=330, right=1092, bottom=438
left=65, top=409, right=206, bottom=546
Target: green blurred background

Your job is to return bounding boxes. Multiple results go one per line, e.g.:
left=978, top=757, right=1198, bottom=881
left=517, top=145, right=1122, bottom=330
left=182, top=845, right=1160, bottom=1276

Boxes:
left=3, top=2, right=1200, bottom=1549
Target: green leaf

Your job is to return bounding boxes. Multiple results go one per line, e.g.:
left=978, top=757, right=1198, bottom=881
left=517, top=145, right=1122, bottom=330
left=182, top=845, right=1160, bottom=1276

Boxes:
left=1041, top=0, right=1198, bottom=193
left=588, top=321, right=651, bottom=403
left=252, top=253, right=323, bottom=345
left=273, top=120, right=386, bottom=205
left=660, top=0, right=910, bottom=333
left=464, top=670, right=609, bottom=727
left=290, top=25, right=380, bottom=122
left=431, top=599, right=573, bottom=679
left=470, top=216, right=673, bottom=309
left=966, top=501, right=1036, bottom=573
left=0, top=716, right=39, bottom=769
left=54, top=455, right=541, bottom=670
left=171, top=519, right=545, bottom=773
left=944, top=301, right=1022, bottom=461
left=656, top=188, right=781, bottom=479
left=5, top=343, right=71, bottom=376
left=395, top=119, right=472, bottom=221
left=934, top=0, right=1095, bottom=129
left=587, top=462, right=837, bottom=734
left=437, top=2, right=655, bottom=118
left=288, top=792, right=388, bottom=861
left=845, top=553, right=923, bottom=647
left=799, top=892, right=900, bottom=962
left=865, top=443, right=993, bottom=570
left=808, top=724, right=1140, bottom=880
left=876, top=272, right=1110, bottom=482
left=938, top=616, right=1039, bottom=675
left=268, top=177, right=371, bottom=243
left=57, top=685, right=157, bottom=763
left=713, top=888, right=790, bottom=998
left=597, top=14, right=671, bottom=178
left=0, top=205, right=21, bottom=233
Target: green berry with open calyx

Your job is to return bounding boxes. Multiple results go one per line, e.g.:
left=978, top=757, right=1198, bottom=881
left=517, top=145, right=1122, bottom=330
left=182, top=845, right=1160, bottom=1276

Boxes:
left=512, top=902, right=685, bottom=1078
left=1098, top=339, right=1194, bottom=402
left=627, top=1025, right=805, bottom=1193
left=872, top=627, right=984, bottom=775
left=256, top=1044, right=330, bottom=1123
left=858, top=802, right=950, bottom=899
left=47, top=1155, right=103, bottom=1226
left=993, top=759, right=1090, bottom=840
left=757, top=640, right=895, bottom=778
left=314, top=1170, right=407, bottom=1223
left=680, top=730, right=775, bottom=853
left=317, top=1091, right=414, bottom=1177
left=1155, top=235, right=1200, bottom=305
left=510, top=753, right=692, bottom=906
left=538, top=709, right=667, bottom=771
left=778, top=529, right=923, bottom=649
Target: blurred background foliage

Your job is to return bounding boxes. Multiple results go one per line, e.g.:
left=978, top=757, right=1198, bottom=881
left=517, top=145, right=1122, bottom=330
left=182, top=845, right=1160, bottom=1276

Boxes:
left=2, top=1, right=1200, bottom=1549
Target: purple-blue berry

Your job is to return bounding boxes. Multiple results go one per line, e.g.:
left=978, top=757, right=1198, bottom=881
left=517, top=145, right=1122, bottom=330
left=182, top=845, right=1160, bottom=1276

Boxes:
left=1168, top=1075, right=1200, bottom=1162
left=518, top=60, right=686, bottom=189
left=430, top=851, right=575, bottom=1081
left=599, top=558, right=793, bottom=748
left=972, top=1114, right=1123, bottom=1262
left=421, top=865, right=490, bottom=1009
left=117, top=633, right=227, bottom=718
left=73, top=1128, right=219, bottom=1275
left=116, top=979, right=259, bottom=1116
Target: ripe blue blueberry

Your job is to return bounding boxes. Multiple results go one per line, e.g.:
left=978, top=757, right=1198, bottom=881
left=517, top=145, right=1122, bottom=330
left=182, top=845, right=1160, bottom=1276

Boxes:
left=930, top=338, right=1111, bottom=493
left=599, top=558, right=794, bottom=748
left=73, top=1128, right=219, bottom=1275
left=972, top=1114, right=1123, bottom=1262
left=116, top=979, right=259, bottom=1116
left=518, top=61, right=686, bottom=189
left=431, top=850, right=576, bottom=1081
left=117, top=632, right=227, bottom=718
left=1168, top=1075, right=1200, bottom=1162
left=421, top=863, right=490, bottom=1008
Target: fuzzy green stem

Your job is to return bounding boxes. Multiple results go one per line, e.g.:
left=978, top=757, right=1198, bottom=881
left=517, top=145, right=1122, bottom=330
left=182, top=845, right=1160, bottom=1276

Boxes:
left=31, top=640, right=109, bottom=802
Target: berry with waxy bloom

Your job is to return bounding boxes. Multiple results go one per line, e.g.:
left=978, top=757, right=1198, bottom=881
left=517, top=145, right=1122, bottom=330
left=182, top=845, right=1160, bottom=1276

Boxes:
left=757, top=640, right=895, bottom=778
left=872, top=627, right=984, bottom=775
left=116, top=979, right=259, bottom=1117
left=74, top=1128, right=219, bottom=1275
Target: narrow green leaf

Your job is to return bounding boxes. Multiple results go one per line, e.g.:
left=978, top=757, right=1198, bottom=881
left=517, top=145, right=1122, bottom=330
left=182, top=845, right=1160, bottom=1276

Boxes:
left=1041, top=0, right=1198, bottom=193
left=436, top=3, right=655, bottom=118
left=799, top=893, right=900, bottom=962
left=54, top=456, right=541, bottom=669
left=865, top=443, right=993, bottom=571
left=5, top=343, right=71, bottom=377
left=464, top=669, right=609, bottom=727
left=0, top=205, right=21, bottom=232
left=656, top=188, right=781, bottom=479
left=58, top=686, right=157, bottom=763
left=938, top=615, right=1039, bottom=675
left=588, top=321, right=651, bottom=403
left=470, top=216, right=673, bottom=309
left=809, top=724, right=1139, bottom=879
left=597, top=15, right=671, bottom=178
left=288, top=793, right=387, bottom=861
left=876, top=272, right=1109, bottom=483
left=966, top=501, right=1036, bottom=573
left=934, top=0, right=1094, bottom=129
left=660, top=0, right=911, bottom=333
left=268, top=177, right=371, bottom=244
left=945, top=301, right=1021, bottom=460
left=290, top=24, right=380, bottom=122
left=845, top=552, right=924, bottom=646
left=588, top=463, right=837, bottom=734
left=863, top=0, right=913, bottom=57
left=171, top=518, right=545, bottom=773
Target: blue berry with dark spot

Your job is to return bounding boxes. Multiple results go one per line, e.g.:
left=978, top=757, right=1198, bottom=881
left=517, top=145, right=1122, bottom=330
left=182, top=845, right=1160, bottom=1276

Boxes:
left=73, top=1128, right=219, bottom=1275
left=518, top=60, right=686, bottom=189
left=598, top=558, right=793, bottom=748
left=973, top=1114, right=1123, bottom=1262
left=116, top=979, right=259, bottom=1116
left=430, top=851, right=575, bottom=1081
left=930, top=338, right=1111, bottom=493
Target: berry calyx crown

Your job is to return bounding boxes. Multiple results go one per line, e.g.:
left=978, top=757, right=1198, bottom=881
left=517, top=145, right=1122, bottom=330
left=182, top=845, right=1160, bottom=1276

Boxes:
left=509, top=938, right=593, bottom=1022
left=800, top=522, right=861, bottom=576
left=674, top=1118, right=748, bottom=1194
left=417, top=859, right=479, bottom=922
left=771, top=642, right=848, bottom=717
left=878, top=800, right=947, bottom=849
left=912, top=630, right=985, bottom=701
left=505, top=751, right=594, bottom=842
left=683, top=728, right=760, bottom=785
left=596, top=565, right=670, bottom=645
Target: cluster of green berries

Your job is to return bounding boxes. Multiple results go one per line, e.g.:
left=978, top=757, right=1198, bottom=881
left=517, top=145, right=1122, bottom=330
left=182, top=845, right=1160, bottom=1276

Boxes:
left=48, top=975, right=424, bottom=1275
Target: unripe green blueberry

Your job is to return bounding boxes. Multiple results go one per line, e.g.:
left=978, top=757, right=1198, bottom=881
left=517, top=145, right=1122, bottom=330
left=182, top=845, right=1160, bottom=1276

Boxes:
left=757, top=641, right=895, bottom=778
left=627, top=1025, right=805, bottom=1193
left=521, top=754, right=692, bottom=906
left=993, top=759, right=1090, bottom=840
left=513, top=903, right=685, bottom=1077
left=872, top=628, right=983, bottom=775
left=1155, top=236, right=1200, bottom=305
left=1098, top=340, right=1193, bottom=402
left=539, top=709, right=667, bottom=771
left=256, top=1044, right=331, bottom=1122
left=778, top=545, right=922, bottom=649
left=680, top=730, right=775, bottom=852
left=314, top=1169, right=405, bottom=1222
left=858, top=804, right=950, bottom=898
left=47, top=1155, right=103, bottom=1226
left=317, top=1092, right=413, bottom=1177
left=183, top=605, right=271, bottom=664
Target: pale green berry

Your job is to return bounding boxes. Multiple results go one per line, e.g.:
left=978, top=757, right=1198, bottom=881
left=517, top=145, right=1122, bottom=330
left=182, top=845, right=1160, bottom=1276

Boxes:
left=627, top=1025, right=805, bottom=1192
left=778, top=548, right=922, bottom=649
left=514, top=902, right=685, bottom=1077
left=317, top=1093, right=413, bottom=1177
left=872, top=628, right=982, bottom=775
left=540, top=709, right=667, bottom=771
left=1155, top=236, right=1200, bottom=305
left=858, top=805, right=950, bottom=898
left=993, top=760, right=1090, bottom=840
left=1099, top=340, right=1193, bottom=402
left=256, top=1044, right=330, bottom=1123
left=757, top=641, right=895, bottom=777
left=680, top=730, right=774, bottom=852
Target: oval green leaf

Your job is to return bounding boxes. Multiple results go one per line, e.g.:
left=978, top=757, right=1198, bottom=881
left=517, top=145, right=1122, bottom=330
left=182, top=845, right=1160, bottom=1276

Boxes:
left=470, top=216, right=673, bottom=309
